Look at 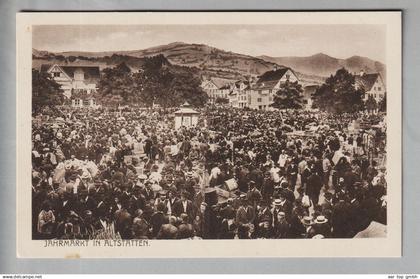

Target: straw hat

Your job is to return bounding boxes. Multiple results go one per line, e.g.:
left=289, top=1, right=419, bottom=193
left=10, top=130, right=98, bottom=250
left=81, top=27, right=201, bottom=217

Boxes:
left=314, top=215, right=328, bottom=224
left=272, top=199, right=282, bottom=206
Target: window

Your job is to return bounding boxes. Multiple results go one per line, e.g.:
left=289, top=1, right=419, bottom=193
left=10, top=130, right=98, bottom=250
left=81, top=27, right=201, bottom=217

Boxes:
left=286, top=74, right=290, bottom=80
left=257, top=98, right=262, bottom=102
left=53, top=72, right=60, bottom=77
left=269, top=96, right=273, bottom=101
left=378, top=87, right=381, bottom=91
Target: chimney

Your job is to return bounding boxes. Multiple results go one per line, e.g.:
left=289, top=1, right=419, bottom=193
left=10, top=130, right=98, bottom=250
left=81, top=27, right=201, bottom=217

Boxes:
left=359, top=70, right=365, bottom=76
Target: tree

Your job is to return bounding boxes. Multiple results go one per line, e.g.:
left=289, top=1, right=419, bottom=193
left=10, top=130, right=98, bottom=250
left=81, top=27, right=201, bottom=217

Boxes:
left=133, top=55, right=208, bottom=107
left=132, top=55, right=172, bottom=107
left=96, top=62, right=136, bottom=106
left=166, top=66, right=208, bottom=107
left=270, top=80, right=304, bottom=110
left=312, top=68, right=364, bottom=113
left=365, top=95, right=377, bottom=114
left=378, top=95, right=386, bottom=112
left=32, top=69, right=64, bottom=114
left=97, top=55, right=208, bottom=108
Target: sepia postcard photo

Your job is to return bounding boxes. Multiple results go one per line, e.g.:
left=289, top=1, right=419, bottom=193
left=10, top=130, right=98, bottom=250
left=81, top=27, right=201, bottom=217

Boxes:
left=16, top=12, right=401, bottom=258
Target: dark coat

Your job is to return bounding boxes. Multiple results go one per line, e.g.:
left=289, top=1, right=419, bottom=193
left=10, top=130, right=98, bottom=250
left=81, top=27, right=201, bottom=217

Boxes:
left=306, top=173, right=323, bottom=200
left=172, top=200, right=195, bottom=220
left=114, top=208, right=133, bottom=239
left=275, top=219, right=290, bottom=238
left=331, top=200, right=351, bottom=238
left=150, top=211, right=169, bottom=237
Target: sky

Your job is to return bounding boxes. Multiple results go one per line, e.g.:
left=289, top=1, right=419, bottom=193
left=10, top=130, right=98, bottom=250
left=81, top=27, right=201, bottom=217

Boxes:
left=33, top=25, right=386, bottom=62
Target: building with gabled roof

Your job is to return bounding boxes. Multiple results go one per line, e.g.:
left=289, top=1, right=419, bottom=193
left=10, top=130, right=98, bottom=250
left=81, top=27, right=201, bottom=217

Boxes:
left=355, top=71, right=386, bottom=102
left=248, top=67, right=299, bottom=110
left=228, top=79, right=252, bottom=108
left=201, top=78, right=232, bottom=103
left=40, top=64, right=101, bottom=108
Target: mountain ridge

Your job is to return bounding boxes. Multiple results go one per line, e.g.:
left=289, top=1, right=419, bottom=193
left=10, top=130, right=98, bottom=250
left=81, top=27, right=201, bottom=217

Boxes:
left=33, top=42, right=385, bottom=85
left=257, top=53, right=385, bottom=78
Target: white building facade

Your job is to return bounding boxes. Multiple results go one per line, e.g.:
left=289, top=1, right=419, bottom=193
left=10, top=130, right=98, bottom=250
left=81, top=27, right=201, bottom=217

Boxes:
left=248, top=67, right=299, bottom=110
left=41, top=64, right=101, bottom=109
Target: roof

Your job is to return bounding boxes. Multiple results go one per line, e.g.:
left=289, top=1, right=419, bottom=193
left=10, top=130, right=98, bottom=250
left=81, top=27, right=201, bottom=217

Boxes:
left=355, top=73, right=381, bottom=92
left=202, top=78, right=232, bottom=90
left=219, top=83, right=232, bottom=90
left=174, top=107, right=199, bottom=114
left=174, top=102, right=199, bottom=114
left=233, top=80, right=250, bottom=89
left=41, top=64, right=101, bottom=81
left=252, top=67, right=295, bottom=90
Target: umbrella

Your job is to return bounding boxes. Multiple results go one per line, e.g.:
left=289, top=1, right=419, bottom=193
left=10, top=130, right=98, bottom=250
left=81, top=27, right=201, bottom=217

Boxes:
left=354, top=221, right=386, bottom=238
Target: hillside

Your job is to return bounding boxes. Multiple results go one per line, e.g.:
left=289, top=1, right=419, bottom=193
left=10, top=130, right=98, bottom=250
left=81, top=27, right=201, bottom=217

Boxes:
left=40, top=42, right=286, bottom=79
left=32, top=53, right=147, bottom=72
left=33, top=42, right=385, bottom=86
left=258, top=53, right=386, bottom=78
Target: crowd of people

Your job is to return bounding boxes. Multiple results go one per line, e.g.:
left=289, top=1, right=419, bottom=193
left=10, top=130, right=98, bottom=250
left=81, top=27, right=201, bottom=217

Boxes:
left=32, top=105, right=387, bottom=240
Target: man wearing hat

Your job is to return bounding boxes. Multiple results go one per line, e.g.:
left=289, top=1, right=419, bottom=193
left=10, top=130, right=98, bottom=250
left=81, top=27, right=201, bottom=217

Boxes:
left=246, top=180, right=262, bottom=207
left=331, top=194, right=351, bottom=238
left=128, top=186, right=146, bottom=215
left=74, top=189, right=97, bottom=216
left=141, top=180, right=155, bottom=201
left=165, top=186, right=179, bottom=216
left=200, top=201, right=218, bottom=239
left=235, top=197, right=254, bottom=227
left=274, top=212, right=290, bottom=238
left=311, top=215, right=331, bottom=238
left=277, top=192, right=293, bottom=220
left=301, top=215, right=315, bottom=238
left=281, top=182, right=295, bottom=203
left=172, top=191, right=195, bottom=221
left=255, top=199, right=273, bottom=236
left=261, top=171, right=274, bottom=201
left=150, top=202, right=169, bottom=238
left=306, top=167, right=323, bottom=206
left=136, top=174, right=147, bottom=188
left=286, top=159, right=298, bottom=191
left=219, top=198, right=235, bottom=220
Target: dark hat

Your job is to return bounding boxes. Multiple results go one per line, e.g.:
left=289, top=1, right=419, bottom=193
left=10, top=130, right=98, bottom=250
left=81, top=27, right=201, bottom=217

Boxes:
left=302, top=216, right=313, bottom=226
